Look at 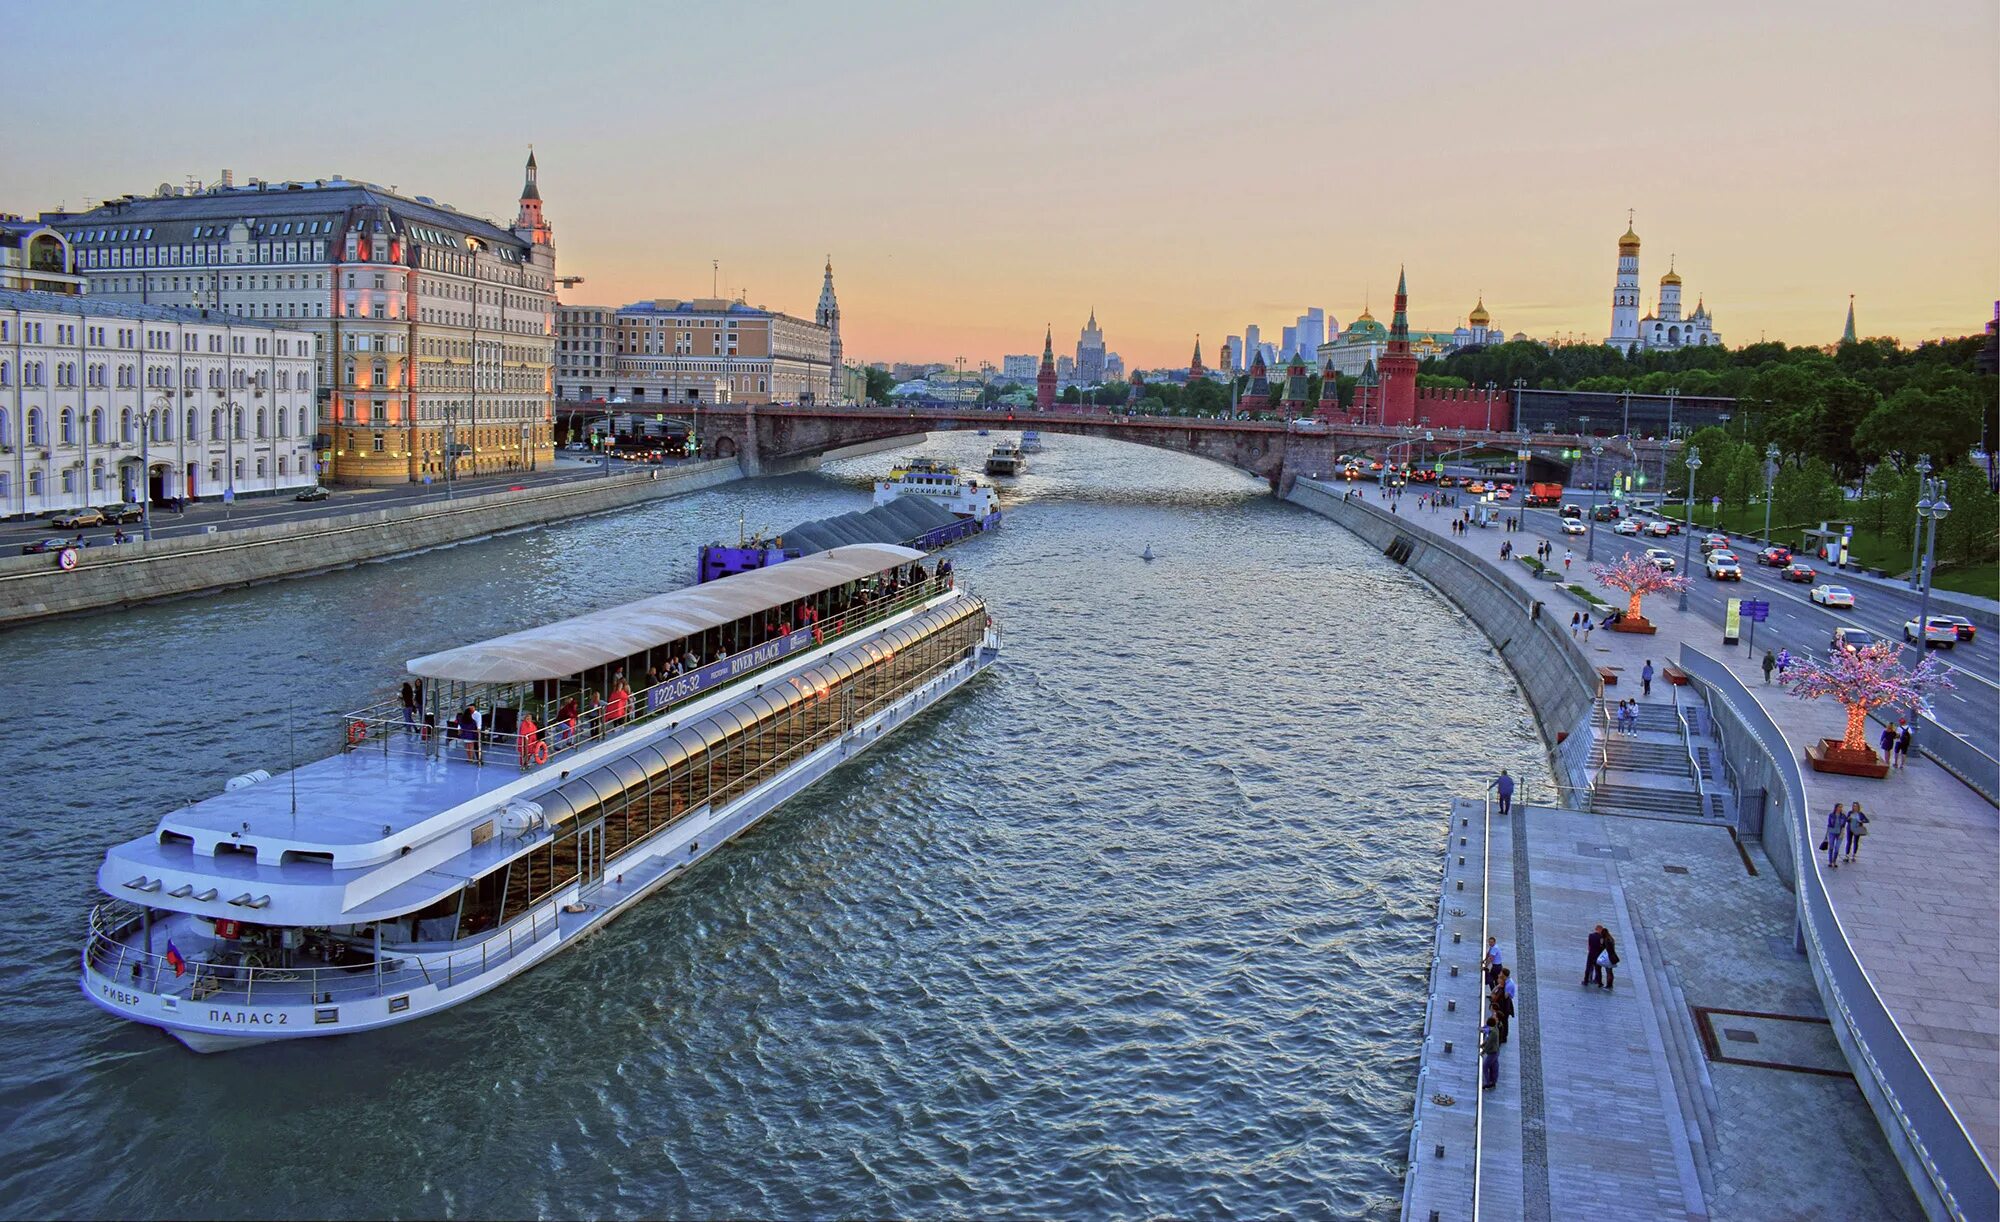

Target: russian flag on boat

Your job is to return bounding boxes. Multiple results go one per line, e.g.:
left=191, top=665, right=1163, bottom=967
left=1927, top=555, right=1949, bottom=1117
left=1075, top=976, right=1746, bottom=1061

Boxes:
left=165, top=941, right=186, bottom=977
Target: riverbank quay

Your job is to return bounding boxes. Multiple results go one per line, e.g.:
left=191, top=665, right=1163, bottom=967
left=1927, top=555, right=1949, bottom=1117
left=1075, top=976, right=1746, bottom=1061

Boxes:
left=1288, top=482, right=1992, bottom=1216
left=0, top=459, right=742, bottom=627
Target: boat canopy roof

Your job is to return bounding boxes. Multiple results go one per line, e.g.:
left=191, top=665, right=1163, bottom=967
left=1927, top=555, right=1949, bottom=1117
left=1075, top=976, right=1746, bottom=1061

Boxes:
left=406, top=543, right=924, bottom=683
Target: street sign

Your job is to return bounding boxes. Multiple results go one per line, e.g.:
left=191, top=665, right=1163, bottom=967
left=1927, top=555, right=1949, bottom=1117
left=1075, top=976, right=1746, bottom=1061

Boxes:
left=1711, top=495, right=1721, bottom=507
left=1741, top=600, right=1769, bottom=622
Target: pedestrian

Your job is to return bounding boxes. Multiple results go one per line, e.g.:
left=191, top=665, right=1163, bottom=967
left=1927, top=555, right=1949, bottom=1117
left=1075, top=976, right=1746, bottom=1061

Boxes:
left=399, top=681, right=418, bottom=738
left=1599, top=927, right=1619, bottom=991
left=1641, top=659, right=1654, bottom=696
left=1563, top=548, right=1573, bottom=573
left=1483, top=936, right=1506, bottom=987
left=1570, top=611, right=1581, bottom=638
left=1481, top=1017, right=1501, bottom=1090
left=1845, top=801, right=1870, bottom=862
left=1821, top=803, right=1848, bottom=870
left=1895, top=720, right=1913, bottom=768
left=1583, top=925, right=1605, bottom=987
left=1490, top=976, right=1514, bottom=1044
left=1777, top=647, right=1791, bottom=677
left=1582, top=616, right=1594, bottom=643
left=1878, top=722, right=1897, bottom=764
left=1762, top=650, right=1776, bottom=684
left=1494, top=768, right=1515, bottom=818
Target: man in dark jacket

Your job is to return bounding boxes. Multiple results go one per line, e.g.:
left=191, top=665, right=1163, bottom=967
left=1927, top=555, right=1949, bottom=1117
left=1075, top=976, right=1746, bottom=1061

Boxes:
left=1583, top=926, right=1604, bottom=987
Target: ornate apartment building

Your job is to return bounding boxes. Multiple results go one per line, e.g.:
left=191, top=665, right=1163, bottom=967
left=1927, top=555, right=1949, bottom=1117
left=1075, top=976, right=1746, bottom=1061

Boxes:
left=42, top=154, right=557, bottom=485
left=0, top=287, right=318, bottom=518
left=0, top=218, right=85, bottom=294
left=555, top=262, right=844, bottom=408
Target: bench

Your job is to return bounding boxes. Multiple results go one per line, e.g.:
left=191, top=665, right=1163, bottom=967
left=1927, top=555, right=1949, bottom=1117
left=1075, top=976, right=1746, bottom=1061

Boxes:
left=1663, top=665, right=1690, bottom=686
left=1596, top=667, right=1618, bottom=686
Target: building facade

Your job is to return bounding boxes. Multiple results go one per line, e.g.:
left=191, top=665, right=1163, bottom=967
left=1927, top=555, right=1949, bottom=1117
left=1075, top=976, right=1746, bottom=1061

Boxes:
left=1001, top=354, right=1036, bottom=380
left=43, top=154, right=557, bottom=486
left=1606, top=219, right=1722, bottom=353
left=556, top=292, right=835, bottom=408
left=555, top=304, right=613, bottom=397
left=1074, top=308, right=1105, bottom=384
left=0, top=219, right=84, bottom=294
left=1, top=287, right=317, bottom=518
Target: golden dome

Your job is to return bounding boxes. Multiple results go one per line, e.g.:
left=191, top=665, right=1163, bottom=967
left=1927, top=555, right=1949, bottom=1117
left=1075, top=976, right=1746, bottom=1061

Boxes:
left=1468, top=296, right=1491, bottom=326
left=1660, top=269, right=1681, bottom=286
left=1356, top=307, right=1376, bottom=323
left=1618, top=226, right=1641, bottom=249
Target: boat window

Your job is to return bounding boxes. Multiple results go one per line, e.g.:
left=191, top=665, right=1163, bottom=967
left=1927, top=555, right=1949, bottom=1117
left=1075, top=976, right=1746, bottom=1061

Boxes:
left=213, top=841, right=256, bottom=859
left=158, top=830, right=194, bottom=850
left=281, top=849, right=335, bottom=867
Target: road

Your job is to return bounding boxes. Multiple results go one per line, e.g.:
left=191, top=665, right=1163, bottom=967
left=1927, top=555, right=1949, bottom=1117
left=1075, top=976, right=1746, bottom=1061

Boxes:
left=1497, top=502, right=1999, bottom=747
left=2, top=455, right=669, bottom=550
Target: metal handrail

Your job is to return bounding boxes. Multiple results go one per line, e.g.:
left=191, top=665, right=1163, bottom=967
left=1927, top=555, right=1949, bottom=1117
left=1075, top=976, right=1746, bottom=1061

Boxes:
left=341, top=577, right=970, bottom=767
left=1471, top=790, right=1496, bottom=1219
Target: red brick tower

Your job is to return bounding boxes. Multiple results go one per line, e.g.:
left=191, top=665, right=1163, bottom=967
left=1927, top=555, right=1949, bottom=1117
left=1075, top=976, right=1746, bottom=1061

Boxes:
left=1035, top=325, right=1057, bottom=411
left=1240, top=351, right=1271, bottom=415
left=1378, top=266, right=1419, bottom=425
left=1188, top=335, right=1208, bottom=381
left=1279, top=352, right=1311, bottom=416
left=1318, top=359, right=1343, bottom=418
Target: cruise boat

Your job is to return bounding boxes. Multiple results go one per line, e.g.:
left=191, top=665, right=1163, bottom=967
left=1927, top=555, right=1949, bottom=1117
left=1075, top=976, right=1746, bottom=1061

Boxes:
left=697, top=495, right=998, bottom=584
left=82, top=545, right=1000, bottom=1051
left=871, top=457, right=997, bottom=520
left=1018, top=430, right=1044, bottom=454
left=984, top=444, right=1025, bottom=477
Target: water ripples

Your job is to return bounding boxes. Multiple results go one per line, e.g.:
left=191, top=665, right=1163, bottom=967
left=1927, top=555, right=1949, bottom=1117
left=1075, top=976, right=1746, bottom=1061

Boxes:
left=0, top=434, right=1549, bottom=1220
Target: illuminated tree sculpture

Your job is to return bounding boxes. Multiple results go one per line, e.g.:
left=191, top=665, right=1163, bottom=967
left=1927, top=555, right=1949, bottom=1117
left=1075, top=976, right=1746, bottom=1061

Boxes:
left=1784, top=641, right=1953, bottom=774
left=1591, top=553, right=1691, bottom=629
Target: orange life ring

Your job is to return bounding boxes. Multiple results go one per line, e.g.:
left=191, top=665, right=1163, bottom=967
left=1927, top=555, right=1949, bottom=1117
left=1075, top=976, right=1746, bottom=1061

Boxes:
left=532, top=742, right=550, bottom=765
left=346, top=720, right=367, bottom=746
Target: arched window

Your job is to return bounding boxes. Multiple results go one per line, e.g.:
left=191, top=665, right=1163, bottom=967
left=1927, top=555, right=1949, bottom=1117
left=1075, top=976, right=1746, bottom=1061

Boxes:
left=90, top=409, right=105, bottom=445
left=210, top=408, right=222, bottom=438
left=0, top=360, right=10, bottom=385
left=233, top=408, right=244, bottom=439
left=60, top=408, right=75, bottom=445
left=121, top=408, right=134, bottom=443
left=297, top=407, right=309, bottom=437
left=256, top=457, right=266, bottom=477
left=0, top=408, right=8, bottom=441
left=27, top=408, right=43, bottom=446
left=91, top=459, right=105, bottom=491
left=278, top=456, right=288, bottom=476
left=277, top=409, right=289, bottom=438
left=209, top=460, right=221, bottom=483
left=186, top=408, right=198, bottom=440
left=256, top=408, right=267, bottom=438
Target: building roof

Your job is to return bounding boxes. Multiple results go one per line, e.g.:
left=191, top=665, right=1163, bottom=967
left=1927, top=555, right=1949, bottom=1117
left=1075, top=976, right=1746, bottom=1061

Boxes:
left=405, top=544, right=924, bottom=683
left=618, top=298, right=776, bottom=319
left=45, top=179, right=533, bottom=261
left=0, top=286, right=298, bottom=330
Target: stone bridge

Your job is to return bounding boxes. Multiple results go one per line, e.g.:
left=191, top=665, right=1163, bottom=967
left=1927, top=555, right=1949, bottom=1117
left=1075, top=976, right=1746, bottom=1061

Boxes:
left=694, top=404, right=1676, bottom=494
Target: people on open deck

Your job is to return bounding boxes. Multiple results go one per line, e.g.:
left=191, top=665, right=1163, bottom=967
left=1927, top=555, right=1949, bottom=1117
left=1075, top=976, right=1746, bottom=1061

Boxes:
left=608, top=673, right=631, bottom=727
left=517, top=711, right=544, bottom=767
left=556, top=696, right=579, bottom=750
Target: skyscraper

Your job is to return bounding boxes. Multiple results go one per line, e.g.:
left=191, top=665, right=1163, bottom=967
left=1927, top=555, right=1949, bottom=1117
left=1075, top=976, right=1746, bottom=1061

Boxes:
left=1224, top=335, right=1244, bottom=372
left=1075, top=308, right=1105, bottom=384
left=1244, top=323, right=1262, bottom=368
left=1295, top=308, right=1326, bottom=363
left=1281, top=325, right=1299, bottom=360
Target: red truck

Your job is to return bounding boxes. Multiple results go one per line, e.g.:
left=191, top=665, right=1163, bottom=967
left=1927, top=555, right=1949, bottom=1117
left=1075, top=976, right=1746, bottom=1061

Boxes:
left=1525, top=482, right=1564, bottom=507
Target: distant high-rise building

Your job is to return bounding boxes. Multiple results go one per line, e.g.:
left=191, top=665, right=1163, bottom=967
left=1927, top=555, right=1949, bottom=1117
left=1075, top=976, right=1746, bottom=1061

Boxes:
left=1055, top=354, right=1075, bottom=381
left=1281, top=325, right=1299, bottom=360
left=1104, top=351, right=1124, bottom=380
left=1074, top=307, right=1106, bottom=383
left=1001, top=353, right=1037, bottom=380
left=1224, top=335, right=1243, bottom=371
left=1243, top=324, right=1262, bottom=366
left=1295, top=308, right=1326, bottom=362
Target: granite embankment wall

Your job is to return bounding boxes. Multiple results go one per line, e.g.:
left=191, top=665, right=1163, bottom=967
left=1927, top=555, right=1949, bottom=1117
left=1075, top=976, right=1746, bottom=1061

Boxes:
left=0, top=460, right=743, bottom=627
left=1287, top=479, right=1600, bottom=793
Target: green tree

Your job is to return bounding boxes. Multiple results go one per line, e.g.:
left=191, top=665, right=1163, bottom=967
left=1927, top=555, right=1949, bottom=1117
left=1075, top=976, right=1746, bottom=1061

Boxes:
left=1772, top=457, right=1843, bottom=530
left=1858, top=462, right=1903, bottom=534
left=862, top=367, right=894, bottom=404
left=1059, top=386, right=1081, bottom=405
left=1854, top=385, right=1982, bottom=469
left=1182, top=378, right=1226, bottom=417
left=1936, top=460, right=1999, bottom=568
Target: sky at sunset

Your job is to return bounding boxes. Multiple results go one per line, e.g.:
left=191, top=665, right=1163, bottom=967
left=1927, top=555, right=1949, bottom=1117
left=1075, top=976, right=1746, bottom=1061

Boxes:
left=4, top=0, right=1995, bottom=369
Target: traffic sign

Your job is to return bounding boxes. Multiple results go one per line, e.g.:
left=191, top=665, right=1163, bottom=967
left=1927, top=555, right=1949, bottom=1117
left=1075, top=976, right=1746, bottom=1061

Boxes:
left=1710, top=495, right=1721, bottom=507
left=1741, top=600, right=1770, bottom=622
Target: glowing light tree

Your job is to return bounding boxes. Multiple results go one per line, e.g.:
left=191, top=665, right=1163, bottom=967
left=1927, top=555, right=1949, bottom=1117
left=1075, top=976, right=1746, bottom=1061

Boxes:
left=1590, top=553, right=1692, bottom=633
left=1783, top=640, right=1953, bottom=777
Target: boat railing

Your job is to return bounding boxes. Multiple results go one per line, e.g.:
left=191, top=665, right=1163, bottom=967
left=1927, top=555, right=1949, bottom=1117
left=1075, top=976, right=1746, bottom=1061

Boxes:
left=85, top=899, right=562, bottom=1006
left=338, top=574, right=973, bottom=769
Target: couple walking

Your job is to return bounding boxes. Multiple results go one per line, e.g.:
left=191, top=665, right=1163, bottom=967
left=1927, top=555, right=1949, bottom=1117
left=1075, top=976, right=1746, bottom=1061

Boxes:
left=1877, top=721, right=1914, bottom=769
left=1821, top=803, right=1873, bottom=868
left=1583, top=924, right=1619, bottom=990
left=1481, top=938, right=1516, bottom=1090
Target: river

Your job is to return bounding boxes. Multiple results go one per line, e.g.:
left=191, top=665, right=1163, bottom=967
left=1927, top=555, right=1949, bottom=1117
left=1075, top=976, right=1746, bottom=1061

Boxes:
left=0, top=432, right=1552, bottom=1220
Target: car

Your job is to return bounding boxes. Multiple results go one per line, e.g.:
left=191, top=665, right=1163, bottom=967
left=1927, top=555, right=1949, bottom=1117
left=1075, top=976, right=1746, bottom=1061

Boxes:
left=1614, top=519, right=1641, bottom=535
left=1810, top=584, right=1855, bottom=608
left=19, top=537, right=71, bottom=556
left=1561, top=518, right=1587, bottom=535
left=1781, top=562, right=1816, bottom=583
left=1756, top=546, right=1793, bottom=567
left=563, top=442, right=588, bottom=452
left=1643, top=548, right=1677, bottom=571
left=1591, top=504, right=1620, bottom=521
left=1559, top=503, right=1584, bottom=519
left=1646, top=520, right=1674, bottom=537
left=49, top=507, right=106, bottom=530
left=1705, top=551, right=1743, bottom=580
left=1938, top=615, right=1977, bottom=642
left=1698, top=533, right=1729, bottom=555
left=1904, top=616, right=1958, bottom=648
left=294, top=485, right=331, bottom=502
left=98, top=502, right=144, bottom=524
left=1830, top=626, right=1876, bottom=653
left=1492, top=487, right=1513, bottom=501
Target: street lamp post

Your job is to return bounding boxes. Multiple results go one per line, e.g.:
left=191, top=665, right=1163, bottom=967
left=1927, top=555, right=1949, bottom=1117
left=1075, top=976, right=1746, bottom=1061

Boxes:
left=1587, top=441, right=1604, bottom=561
left=142, top=395, right=172, bottom=542
left=1912, top=477, right=1951, bottom=660
left=1679, top=447, right=1702, bottom=610
left=1761, top=443, right=1780, bottom=544
left=1484, top=381, right=1497, bottom=431
left=1907, top=454, right=1932, bottom=588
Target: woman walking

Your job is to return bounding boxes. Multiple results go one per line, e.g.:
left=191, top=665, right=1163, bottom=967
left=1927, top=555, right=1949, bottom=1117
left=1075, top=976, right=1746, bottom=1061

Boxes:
left=1598, top=926, right=1620, bottom=991
left=1822, top=803, right=1849, bottom=870
left=1845, top=802, right=1871, bottom=862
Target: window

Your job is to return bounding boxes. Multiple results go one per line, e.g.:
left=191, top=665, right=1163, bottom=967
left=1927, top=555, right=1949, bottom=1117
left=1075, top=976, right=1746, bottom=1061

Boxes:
left=60, top=409, right=75, bottom=446
left=372, top=433, right=385, bottom=453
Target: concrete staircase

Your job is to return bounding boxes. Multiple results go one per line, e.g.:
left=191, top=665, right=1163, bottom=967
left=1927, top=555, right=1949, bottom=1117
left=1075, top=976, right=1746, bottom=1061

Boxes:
left=1589, top=697, right=1710, bottom=820
left=1626, top=901, right=1721, bottom=1210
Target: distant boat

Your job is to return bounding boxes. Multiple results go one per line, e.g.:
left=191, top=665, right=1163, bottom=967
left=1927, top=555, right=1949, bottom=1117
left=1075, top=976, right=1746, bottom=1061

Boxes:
left=976, top=428, right=990, bottom=436
left=1018, top=430, right=1044, bottom=454
left=1141, top=544, right=1155, bottom=562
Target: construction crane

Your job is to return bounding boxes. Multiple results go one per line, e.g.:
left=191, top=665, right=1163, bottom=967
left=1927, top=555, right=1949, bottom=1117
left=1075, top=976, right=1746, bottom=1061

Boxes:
left=556, top=276, right=586, bottom=289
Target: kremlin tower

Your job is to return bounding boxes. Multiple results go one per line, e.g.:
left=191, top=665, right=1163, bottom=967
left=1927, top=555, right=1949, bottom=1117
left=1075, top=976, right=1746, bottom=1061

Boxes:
left=1318, top=360, right=1342, bottom=418
left=1279, top=352, right=1312, bottom=416
left=1188, top=335, right=1208, bottom=381
left=1376, top=266, right=1419, bottom=425
left=1240, top=351, right=1271, bottom=414
left=1035, top=326, right=1057, bottom=411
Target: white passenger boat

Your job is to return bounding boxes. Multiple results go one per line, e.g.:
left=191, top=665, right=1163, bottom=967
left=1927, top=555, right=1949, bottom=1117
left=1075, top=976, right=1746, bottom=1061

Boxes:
left=82, top=545, right=1000, bottom=1051
left=984, top=445, right=1025, bottom=477
left=872, top=457, right=997, bottom=520
left=1018, top=430, right=1044, bottom=454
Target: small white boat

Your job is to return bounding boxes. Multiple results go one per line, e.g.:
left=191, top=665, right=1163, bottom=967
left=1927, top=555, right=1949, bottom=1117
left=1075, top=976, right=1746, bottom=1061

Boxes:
left=1141, top=544, right=1155, bottom=562
left=873, top=457, right=998, bottom=519
left=984, top=445, right=1025, bottom=477
left=1018, top=430, right=1044, bottom=454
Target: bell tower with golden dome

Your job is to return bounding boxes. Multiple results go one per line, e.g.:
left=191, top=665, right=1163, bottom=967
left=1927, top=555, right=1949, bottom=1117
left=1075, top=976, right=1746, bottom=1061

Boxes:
left=1608, top=212, right=1642, bottom=354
